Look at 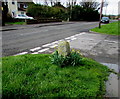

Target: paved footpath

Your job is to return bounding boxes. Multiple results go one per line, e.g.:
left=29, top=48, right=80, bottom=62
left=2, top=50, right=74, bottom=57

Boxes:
left=10, top=31, right=120, bottom=98
left=1, top=22, right=75, bottom=31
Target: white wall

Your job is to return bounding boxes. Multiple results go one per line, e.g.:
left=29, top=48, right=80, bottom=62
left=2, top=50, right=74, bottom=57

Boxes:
left=7, top=0, right=18, bottom=17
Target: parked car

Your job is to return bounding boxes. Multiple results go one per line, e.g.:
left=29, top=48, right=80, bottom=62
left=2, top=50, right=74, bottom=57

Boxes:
left=101, top=17, right=109, bottom=23
left=14, top=14, right=34, bottom=19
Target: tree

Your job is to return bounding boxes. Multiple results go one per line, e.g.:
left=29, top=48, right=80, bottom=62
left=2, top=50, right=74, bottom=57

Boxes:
left=66, top=0, right=77, bottom=20
left=70, top=4, right=100, bottom=21
left=71, top=5, right=84, bottom=21
left=2, top=2, right=8, bottom=26
left=66, top=0, right=77, bottom=7
left=53, top=2, right=65, bottom=8
left=80, top=0, right=100, bottom=10
left=49, top=0, right=54, bottom=6
left=44, top=0, right=48, bottom=5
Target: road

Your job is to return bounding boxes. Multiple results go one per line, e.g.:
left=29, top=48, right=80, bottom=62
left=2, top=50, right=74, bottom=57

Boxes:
left=2, top=22, right=98, bottom=56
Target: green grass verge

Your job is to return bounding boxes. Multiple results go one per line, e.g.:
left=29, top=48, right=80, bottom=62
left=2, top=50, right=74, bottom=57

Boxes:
left=5, top=22, right=26, bottom=25
left=2, top=54, right=110, bottom=98
left=91, top=22, right=119, bottom=35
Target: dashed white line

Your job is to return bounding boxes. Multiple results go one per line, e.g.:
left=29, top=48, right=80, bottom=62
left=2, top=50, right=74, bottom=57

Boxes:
left=75, top=33, right=86, bottom=36
left=67, top=40, right=71, bottom=42
left=31, top=52, right=39, bottom=54
left=65, top=37, right=71, bottom=40
left=70, top=36, right=75, bottom=38
left=74, top=34, right=79, bottom=36
left=38, top=48, right=50, bottom=53
left=14, top=52, right=28, bottom=56
left=13, top=32, right=89, bottom=56
left=30, top=47, right=41, bottom=52
left=50, top=44, right=58, bottom=48
left=71, top=38, right=77, bottom=40
left=51, top=41, right=58, bottom=44
left=58, top=39, right=63, bottom=42
left=42, top=43, right=52, bottom=47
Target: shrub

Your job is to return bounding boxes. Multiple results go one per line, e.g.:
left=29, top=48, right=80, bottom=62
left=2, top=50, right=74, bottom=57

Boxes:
left=27, top=4, right=67, bottom=20
left=51, top=50, right=83, bottom=67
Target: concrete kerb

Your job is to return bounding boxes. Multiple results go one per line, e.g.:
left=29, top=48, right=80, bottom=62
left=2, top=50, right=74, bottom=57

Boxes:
left=89, top=30, right=105, bottom=34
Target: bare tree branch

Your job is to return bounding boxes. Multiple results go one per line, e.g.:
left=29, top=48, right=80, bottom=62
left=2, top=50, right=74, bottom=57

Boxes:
left=66, top=0, right=77, bottom=7
left=80, top=0, right=100, bottom=10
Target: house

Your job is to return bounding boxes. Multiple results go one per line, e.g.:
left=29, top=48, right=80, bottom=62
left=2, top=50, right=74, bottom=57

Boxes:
left=3, top=0, right=32, bottom=17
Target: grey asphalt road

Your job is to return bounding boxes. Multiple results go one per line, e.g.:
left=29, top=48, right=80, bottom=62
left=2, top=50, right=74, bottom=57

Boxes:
left=2, top=22, right=99, bottom=56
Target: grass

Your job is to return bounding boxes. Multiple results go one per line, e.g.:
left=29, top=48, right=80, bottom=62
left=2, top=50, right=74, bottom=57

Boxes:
left=5, top=22, right=26, bottom=25
left=2, top=54, right=110, bottom=98
left=91, top=22, right=119, bottom=35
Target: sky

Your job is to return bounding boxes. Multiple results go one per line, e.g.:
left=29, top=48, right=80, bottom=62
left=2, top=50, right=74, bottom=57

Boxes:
left=101, top=0, right=119, bottom=15
left=33, top=0, right=119, bottom=15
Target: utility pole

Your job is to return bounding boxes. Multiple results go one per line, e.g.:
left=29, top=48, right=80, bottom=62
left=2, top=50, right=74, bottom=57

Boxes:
left=99, top=0, right=104, bottom=28
left=70, top=0, right=73, bottom=21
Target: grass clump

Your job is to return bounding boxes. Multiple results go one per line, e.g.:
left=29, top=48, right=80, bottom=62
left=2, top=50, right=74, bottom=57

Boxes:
left=5, top=22, right=26, bottom=25
left=2, top=54, right=110, bottom=98
left=51, top=50, right=83, bottom=67
left=91, top=22, right=119, bottom=35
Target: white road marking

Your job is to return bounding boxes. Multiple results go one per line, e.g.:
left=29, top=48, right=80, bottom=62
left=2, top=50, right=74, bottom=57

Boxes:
left=38, top=48, right=50, bottom=53
left=65, top=36, right=75, bottom=40
left=65, top=33, right=86, bottom=40
left=75, top=33, right=86, bottom=36
left=79, top=33, right=86, bottom=35
left=58, top=40, right=63, bottom=42
left=31, top=52, right=39, bottom=54
left=67, top=40, right=71, bottom=42
left=50, top=44, right=58, bottom=48
left=30, top=47, right=41, bottom=52
left=14, top=52, right=28, bottom=56
left=74, top=34, right=79, bottom=36
left=70, top=36, right=75, bottom=38
left=71, top=38, right=77, bottom=40
left=104, top=40, right=118, bottom=43
left=42, top=43, right=52, bottom=47
left=51, top=41, right=58, bottom=44
left=65, top=37, right=71, bottom=40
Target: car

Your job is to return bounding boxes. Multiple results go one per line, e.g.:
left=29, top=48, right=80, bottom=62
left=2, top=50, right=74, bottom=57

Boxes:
left=101, top=17, right=109, bottom=23
left=14, top=14, right=34, bottom=19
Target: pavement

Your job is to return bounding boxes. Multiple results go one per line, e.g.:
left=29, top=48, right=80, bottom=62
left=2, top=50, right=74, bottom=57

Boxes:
left=1, top=22, right=75, bottom=31
left=1, top=22, right=120, bottom=98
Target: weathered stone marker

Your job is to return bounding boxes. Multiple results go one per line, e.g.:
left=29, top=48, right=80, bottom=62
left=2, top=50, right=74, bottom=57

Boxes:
left=58, top=40, right=70, bottom=57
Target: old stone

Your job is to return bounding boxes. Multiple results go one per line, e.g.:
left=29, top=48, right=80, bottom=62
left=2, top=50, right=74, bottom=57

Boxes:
left=58, top=40, right=70, bottom=57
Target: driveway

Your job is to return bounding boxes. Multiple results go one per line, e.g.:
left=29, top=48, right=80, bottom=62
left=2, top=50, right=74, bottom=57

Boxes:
left=70, top=32, right=119, bottom=65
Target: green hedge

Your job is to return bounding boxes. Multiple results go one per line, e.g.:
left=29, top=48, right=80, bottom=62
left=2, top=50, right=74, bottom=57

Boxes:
left=26, top=18, right=62, bottom=24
